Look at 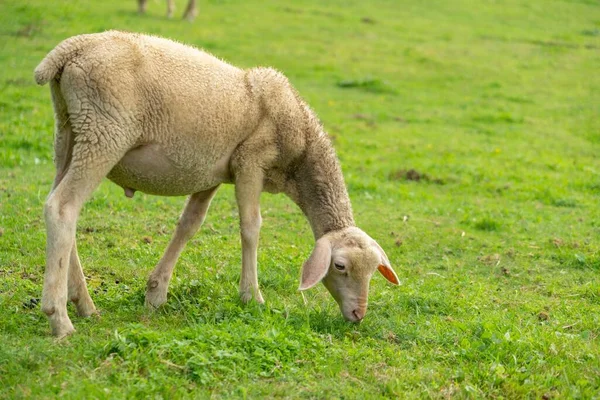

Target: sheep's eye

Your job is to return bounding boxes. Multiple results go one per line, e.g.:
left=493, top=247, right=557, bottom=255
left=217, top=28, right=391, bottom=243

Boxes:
left=334, top=263, right=345, bottom=271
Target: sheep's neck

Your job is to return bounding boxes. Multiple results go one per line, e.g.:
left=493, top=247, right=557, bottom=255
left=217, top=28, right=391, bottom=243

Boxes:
left=291, top=135, right=355, bottom=239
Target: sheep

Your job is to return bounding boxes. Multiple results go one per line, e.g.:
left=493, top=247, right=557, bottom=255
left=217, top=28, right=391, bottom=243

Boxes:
left=138, top=0, right=198, bottom=21
left=34, top=31, right=400, bottom=338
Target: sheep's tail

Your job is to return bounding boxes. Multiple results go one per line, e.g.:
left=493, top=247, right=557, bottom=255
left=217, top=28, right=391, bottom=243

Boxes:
left=34, top=35, right=91, bottom=85
left=34, top=32, right=113, bottom=85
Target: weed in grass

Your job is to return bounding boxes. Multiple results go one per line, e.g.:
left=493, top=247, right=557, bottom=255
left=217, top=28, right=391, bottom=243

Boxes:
left=388, top=168, right=445, bottom=185
left=473, top=217, right=501, bottom=232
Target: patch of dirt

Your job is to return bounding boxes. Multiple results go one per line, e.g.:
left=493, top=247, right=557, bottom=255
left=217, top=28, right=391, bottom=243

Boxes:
left=440, top=383, right=459, bottom=399
left=337, top=78, right=397, bottom=95
left=478, top=253, right=501, bottom=266
left=281, top=6, right=303, bottom=14
left=538, top=311, right=550, bottom=321
left=15, top=23, right=42, bottom=37
left=4, top=78, right=33, bottom=87
left=388, top=168, right=444, bottom=184
left=21, top=270, right=39, bottom=282
left=384, top=331, right=397, bottom=343
left=389, top=231, right=403, bottom=246
left=351, top=113, right=376, bottom=126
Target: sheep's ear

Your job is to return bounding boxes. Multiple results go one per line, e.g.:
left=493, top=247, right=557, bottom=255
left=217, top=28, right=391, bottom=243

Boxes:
left=372, top=240, right=400, bottom=285
left=299, top=237, right=332, bottom=291
left=378, top=264, right=400, bottom=285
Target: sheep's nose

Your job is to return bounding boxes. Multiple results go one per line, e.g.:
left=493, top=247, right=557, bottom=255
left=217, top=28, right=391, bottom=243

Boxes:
left=352, top=308, right=365, bottom=321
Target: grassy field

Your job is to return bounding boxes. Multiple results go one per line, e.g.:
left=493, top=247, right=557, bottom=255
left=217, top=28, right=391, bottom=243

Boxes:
left=1, top=0, right=599, bottom=398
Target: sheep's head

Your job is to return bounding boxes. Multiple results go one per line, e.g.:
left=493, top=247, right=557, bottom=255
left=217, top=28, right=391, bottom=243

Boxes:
left=299, top=227, right=399, bottom=322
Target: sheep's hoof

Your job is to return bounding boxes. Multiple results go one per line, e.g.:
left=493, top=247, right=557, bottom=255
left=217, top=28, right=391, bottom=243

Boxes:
left=239, top=288, right=264, bottom=305
left=73, top=297, right=97, bottom=317
left=54, top=327, right=75, bottom=341
left=145, top=290, right=167, bottom=309
left=50, top=317, right=75, bottom=340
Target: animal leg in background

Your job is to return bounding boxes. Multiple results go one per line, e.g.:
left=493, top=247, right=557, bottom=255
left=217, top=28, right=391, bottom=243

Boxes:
left=182, top=0, right=198, bottom=21
left=138, top=0, right=198, bottom=21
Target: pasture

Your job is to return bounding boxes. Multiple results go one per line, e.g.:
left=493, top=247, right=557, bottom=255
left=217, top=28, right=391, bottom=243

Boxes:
left=1, top=0, right=599, bottom=397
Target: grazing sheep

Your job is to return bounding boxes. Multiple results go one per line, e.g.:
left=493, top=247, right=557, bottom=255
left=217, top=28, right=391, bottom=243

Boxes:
left=138, top=0, right=198, bottom=21
left=34, top=31, right=400, bottom=338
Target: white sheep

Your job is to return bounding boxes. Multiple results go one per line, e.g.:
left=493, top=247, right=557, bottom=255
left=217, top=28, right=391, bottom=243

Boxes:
left=138, top=0, right=198, bottom=21
left=34, top=31, right=400, bottom=338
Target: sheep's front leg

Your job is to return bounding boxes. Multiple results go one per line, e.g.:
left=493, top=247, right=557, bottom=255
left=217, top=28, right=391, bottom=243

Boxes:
left=235, top=171, right=265, bottom=304
left=145, top=186, right=219, bottom=308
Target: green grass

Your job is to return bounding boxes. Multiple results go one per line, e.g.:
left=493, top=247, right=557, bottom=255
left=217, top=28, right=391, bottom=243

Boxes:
left=1, top=0, right=599, bottom=397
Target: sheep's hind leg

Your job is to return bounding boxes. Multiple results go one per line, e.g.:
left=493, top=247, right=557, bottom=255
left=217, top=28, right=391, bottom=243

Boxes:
left=145, top=186, right=220, bottom=308
left=47, top=97, right=97, bottom=320
left=42, top=126, right=133, bottom=338
left=44, top=167, right=118, bottom=338
left=235, top=170, right=265, bottom=304
left=68, top=241, right=96, bottom=317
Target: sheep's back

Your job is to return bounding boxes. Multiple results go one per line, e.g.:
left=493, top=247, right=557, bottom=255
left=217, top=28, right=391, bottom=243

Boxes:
left=61, top=32, right=258, bottom=145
